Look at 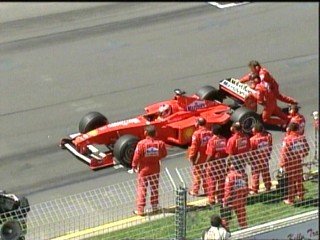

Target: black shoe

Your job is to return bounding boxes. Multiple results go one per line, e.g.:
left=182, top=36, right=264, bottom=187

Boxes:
left=133, top=210, right=145, bottom=216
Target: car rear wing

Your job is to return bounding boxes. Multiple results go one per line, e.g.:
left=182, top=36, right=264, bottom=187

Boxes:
left=219, top=78, right=256, bottom=102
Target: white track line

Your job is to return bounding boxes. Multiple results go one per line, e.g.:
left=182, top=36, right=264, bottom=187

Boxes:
left=166, top=151, right=185, bottom=158
left=207, top=2, right=250, bottom=9
left=125, top=151, right=186, bottom=173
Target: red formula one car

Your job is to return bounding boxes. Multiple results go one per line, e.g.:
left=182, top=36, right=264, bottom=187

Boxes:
left=60, top=87, right=261, bottom=170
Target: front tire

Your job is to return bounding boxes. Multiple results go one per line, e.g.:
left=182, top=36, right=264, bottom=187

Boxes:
left=231, top=107, right=262, bottom=134
left=113, top=135, right=139, bottom=168
left=79, top=112, right=108, bottom=134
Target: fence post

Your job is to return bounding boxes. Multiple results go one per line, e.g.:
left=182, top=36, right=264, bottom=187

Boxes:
left=165, top=167, right=187, bottom=240
left=175, top=185, right=187, bottom=240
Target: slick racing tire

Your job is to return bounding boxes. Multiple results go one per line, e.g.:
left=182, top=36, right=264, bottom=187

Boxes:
left=79, top=112, right=108, bottom=134
left=230, top=107, right=262, bottom=134
left=114, top=135, right=139, bottom=168
left=196, top=86, right=225, bottom=102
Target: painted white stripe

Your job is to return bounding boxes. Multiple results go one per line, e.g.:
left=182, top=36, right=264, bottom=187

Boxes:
left=98, top=152, right=107, bottom=158
left=208, top=2, right=249, bottom=9
left=124, top=151, right=185, bottom=173
left=87, top=145, right=99, bottom=153
left=69, top=132, right=81, bottom=139
left=166, top=151, right=185, bottom=158
left=64, top=143, right=91, bottom=164
left=90, top=154, right=102, bottom=160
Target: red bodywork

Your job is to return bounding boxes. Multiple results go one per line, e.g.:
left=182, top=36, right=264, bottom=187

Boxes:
left=61, top=93, right=231, bottom=170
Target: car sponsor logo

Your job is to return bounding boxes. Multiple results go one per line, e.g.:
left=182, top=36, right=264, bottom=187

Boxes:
left=187, top=100, right=206, bottom=111
left=220, top=78, right=253, bottom=98
left=108, top=118, right=141, bottom=128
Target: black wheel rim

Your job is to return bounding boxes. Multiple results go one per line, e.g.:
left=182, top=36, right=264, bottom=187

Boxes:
left=242, top=116, right=257, bottom=134
left=123, top=143, right=136, bottom=165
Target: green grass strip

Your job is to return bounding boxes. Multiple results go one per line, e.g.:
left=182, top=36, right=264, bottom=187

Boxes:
left=88, top=181, right=318, bottom=240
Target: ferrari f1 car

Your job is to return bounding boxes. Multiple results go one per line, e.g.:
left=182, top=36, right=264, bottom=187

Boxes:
left=60, top=85, right=262, bottom=170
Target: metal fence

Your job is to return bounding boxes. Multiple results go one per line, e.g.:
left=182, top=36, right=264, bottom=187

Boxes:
left=1, top=134, right=318, bottom=240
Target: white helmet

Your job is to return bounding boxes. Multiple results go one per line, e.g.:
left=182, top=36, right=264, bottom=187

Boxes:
left=159, top=104, right=172, bottom=118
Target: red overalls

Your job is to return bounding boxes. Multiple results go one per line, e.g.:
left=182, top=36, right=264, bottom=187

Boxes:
left=240, top=67, right=297, bottom=104
left=226, top=132, right=251, bottom=175
left=249, top=132, right=272, bottom=193
left=259, top=67, right=297, bottom=104
left=188, top=126, right=212, bottom=195
left=223, top=168, right=249, bottom=229
left=288, top=113, right=306, bottom=135
left=205, top=134, right=228, bottom=204
left=132, top=136, right=167, bottom=214
left=280, top=132, right=310, bottom=203
left=253, top=82, right=288, bottom=126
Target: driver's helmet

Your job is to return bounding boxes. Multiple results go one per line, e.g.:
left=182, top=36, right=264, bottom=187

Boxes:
left=159, top=104, right=172, bottom=118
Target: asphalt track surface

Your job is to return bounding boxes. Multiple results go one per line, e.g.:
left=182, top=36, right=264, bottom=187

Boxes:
left=0, top=2, right=318, bottom=206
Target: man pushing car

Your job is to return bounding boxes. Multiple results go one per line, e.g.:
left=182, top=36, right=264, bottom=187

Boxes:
left=240, top=60, right=297, bottom=105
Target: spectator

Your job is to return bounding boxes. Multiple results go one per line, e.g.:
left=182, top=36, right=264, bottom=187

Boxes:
left=288, top=104, right=305, bottom=135
left=202, top=214, right=231, bottom=240
left=206, top=124, right=228, bottom=205
left=280, top=122, right=310, bottom=205
left=188, top=117, right=212, bottom=196
left=132, top=125, right=167, bottom=216
left=249, top=123, right=272, bottom=194
left=239, top=60, right=297, bottom=104
left=222, top=161, right=249, bottom=229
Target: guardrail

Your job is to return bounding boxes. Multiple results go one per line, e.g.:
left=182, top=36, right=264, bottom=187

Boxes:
left=1, top=134, right=318, bottom=240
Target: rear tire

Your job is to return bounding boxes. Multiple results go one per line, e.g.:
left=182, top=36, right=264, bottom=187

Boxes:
left=114, top=135, right=139, bottom=168
left=196, top=86, right=225, bottom=102
left=232, top=99, right=243, bottom=109
left=231, top=107, right=261, bottom=134
left=79, top=112, right=108, bottom=134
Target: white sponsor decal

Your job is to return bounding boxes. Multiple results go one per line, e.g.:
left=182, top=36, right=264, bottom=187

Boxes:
left=187, top=100, right=206, bottom=111
left=257, top=141, right=269, bottom=149
left=234, top=178, right=246, bottom=189
left=145, top=146, right=159, bottom=157
left=108, top=118, right=140, bottom=128
left=220, top=78, right=254, bottom=98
